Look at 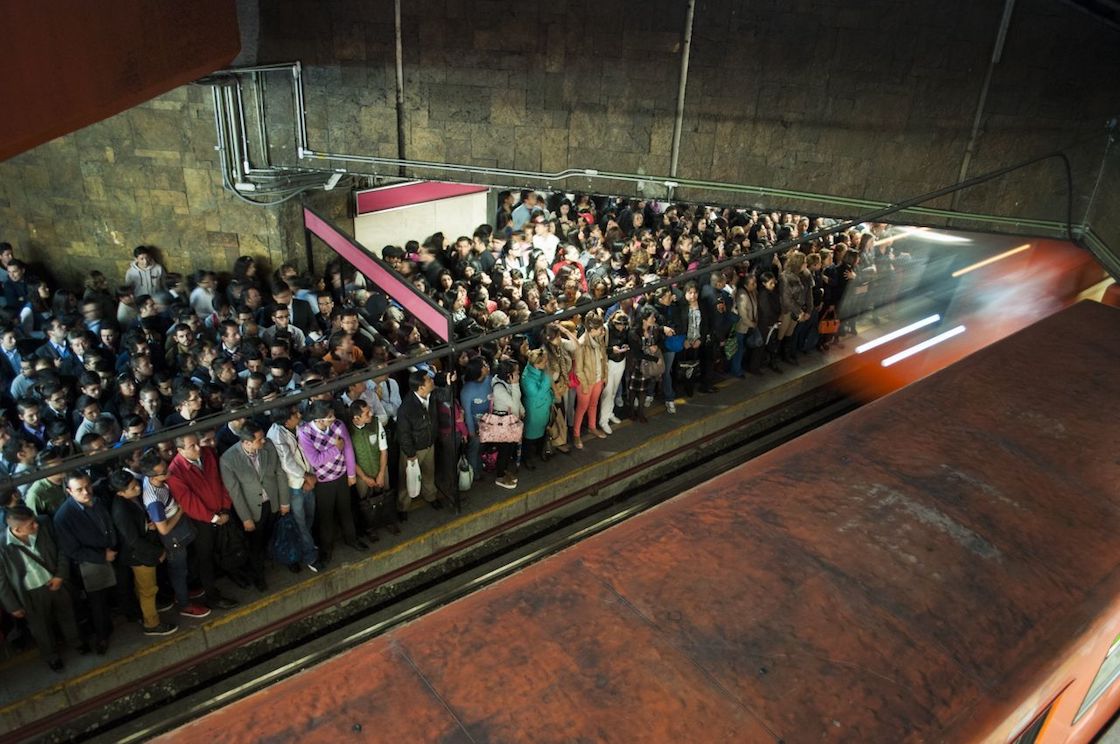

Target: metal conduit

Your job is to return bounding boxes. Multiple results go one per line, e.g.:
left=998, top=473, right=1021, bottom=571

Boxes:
left=669, top=0, right=697, bottom=180
left=204, top=61, right=1078, bottom=237
left=952, top=0, right=1017, bottom=210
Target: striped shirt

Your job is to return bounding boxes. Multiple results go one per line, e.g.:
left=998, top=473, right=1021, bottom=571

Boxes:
left=142, top=478, right=180, bottom=524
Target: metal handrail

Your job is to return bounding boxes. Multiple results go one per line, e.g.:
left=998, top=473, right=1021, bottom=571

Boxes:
left=205, top=61, right=1083, bottom=239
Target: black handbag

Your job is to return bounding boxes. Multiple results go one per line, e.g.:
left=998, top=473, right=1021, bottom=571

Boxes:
left=745, top=326, right=764, bottom=349
left=214, top=519, right=249, bottom=573
left=79, top=561, right=117, bottom=592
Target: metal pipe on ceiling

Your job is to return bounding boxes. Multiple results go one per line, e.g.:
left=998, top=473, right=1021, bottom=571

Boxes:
left=952, top=0, right=1016, bottom=210
left=394, top=0, right=407, bottom=178
left=669, top=0, right=697, bottom=182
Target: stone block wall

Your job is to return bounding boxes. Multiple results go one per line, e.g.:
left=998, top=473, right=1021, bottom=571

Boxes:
left=2, top=0, right=1118, bottom=289
left=262, top=0, right=1118, bottom=226
left=0, top=85, right=291, bottom=288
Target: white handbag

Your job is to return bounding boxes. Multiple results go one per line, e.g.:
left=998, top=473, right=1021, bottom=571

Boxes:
left=405, top=458, right=422, bottom=499
left=457, top=454, right=474, bottom=492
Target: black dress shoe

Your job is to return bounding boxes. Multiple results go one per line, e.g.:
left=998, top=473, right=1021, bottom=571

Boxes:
left=366, top=531, right=380, bottom=543
left=48, top=657, right=64, bottom=672
left=289, top=563, right=302, bottom=573
left=430, top=499, right=444, bottom=510
left=229, top=575, right=251, bottom=590
left=212, top=595, right=239, bottom=610
left=95, top=640, right=109, bottom=656
left=386, top=523, right=401, bottom=536
left=701, top=386, right=718, bottom=394
left=77, top=642, right=92, bottom=655
left=397, top=510, right=409, bottom=523
left=522, top=460, right=537, bottom=471
left=351, top=539, right=370, bottom=551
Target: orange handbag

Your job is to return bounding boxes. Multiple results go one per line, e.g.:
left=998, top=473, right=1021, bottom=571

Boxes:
left=818, top=310, right=840, bottom=335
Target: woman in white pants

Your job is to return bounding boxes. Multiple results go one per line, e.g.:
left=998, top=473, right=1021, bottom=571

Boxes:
left=599, top=311, right=631, bottom=433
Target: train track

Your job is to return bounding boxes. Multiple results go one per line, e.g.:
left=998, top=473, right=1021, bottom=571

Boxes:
left=32, top=391, right=857, bottom=744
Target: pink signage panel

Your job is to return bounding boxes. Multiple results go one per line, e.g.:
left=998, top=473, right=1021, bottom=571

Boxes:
left=303, top=208, right=451, bottom=342
left=355, top=181, right=489, bottom=215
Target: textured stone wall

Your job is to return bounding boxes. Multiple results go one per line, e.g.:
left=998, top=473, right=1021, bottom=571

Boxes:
left=0, top=85, right=290, bottom=288
left=262, top=0, right=1118, bottom=225
left=2, top=0, right=1118, bottom=288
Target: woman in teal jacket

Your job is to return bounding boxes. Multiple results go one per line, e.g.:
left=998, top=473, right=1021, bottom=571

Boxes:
left=520, top=348, right=555, bottom=467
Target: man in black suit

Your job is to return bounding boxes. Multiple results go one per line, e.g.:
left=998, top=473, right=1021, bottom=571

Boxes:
left=268, top=283, right=314, bottom=335
left=395, top=371, right=443, bottom=516
left=34, top=319, right=71, bottom=365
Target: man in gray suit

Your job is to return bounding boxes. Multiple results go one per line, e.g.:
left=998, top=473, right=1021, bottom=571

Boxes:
left=219, top=421, right=289, bottom=592
left=0, top=506, right=84, bottom=671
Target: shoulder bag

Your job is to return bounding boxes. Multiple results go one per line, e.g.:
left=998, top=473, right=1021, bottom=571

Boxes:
left=639, top=345, right=666, bottom=379
left=547, top=403, right=568, bottom=448
left=663, top=333, right=685, bottom=353
left=745, top=326, right=764, bottom=349
left=79, top=561, right=117, bottom=592
left=479, top=406, right=524, bottom=444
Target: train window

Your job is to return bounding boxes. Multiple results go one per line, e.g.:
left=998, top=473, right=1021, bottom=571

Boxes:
left=1012, top=704, right=1052, bottom=744
left=1074, top=633, right=1120, bottom=722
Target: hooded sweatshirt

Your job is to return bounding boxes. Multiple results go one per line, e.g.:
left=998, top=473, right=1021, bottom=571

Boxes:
left=124, top=260, right=166, bottom=298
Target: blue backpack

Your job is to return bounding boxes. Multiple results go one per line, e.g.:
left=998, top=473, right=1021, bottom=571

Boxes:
left=269, top=513, right=302, bottom=566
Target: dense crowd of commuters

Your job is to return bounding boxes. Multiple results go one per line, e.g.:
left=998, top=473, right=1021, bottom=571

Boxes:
left=0, top=191, right=902, bottom=672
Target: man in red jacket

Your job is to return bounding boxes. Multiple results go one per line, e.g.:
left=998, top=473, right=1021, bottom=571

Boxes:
left=166, top=433, right=242, bottom=610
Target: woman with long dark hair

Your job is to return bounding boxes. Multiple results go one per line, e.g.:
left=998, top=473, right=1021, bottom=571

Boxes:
left=490, top=360, right=524, bottom=489
left=628, top=305, right=664, bottom=423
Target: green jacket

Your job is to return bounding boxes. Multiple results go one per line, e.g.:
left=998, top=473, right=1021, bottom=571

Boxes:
left=520, top=365, right=554, bottom=441
left=25, top=480, right=66, bottom=518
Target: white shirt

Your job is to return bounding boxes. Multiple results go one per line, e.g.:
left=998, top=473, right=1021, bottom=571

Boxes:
left=375, top=379, right=402, bottom=421
left=268, top=423, right=312, bottom=489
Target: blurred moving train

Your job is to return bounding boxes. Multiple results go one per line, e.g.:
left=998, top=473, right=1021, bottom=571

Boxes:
left=159, top=299, right=1120, bottom=743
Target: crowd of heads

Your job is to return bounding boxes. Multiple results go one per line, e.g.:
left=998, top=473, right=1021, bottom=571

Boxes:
left=0, top=195, right=900, bottom=487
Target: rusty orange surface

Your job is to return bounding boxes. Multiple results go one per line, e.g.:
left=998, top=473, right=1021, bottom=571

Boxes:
left=0, top=1, right=239, bottom=161
left=160, top=301, right=1120, bottom=744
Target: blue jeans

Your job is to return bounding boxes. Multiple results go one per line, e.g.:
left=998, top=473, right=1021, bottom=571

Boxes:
left=661, top=350, right=676, bottom=399
left=288, top=487, right=319, bottom=565
left=729, top=332, right=748, bottom=376
left=467, top=434, right=482, bottom=477
left=163, top=541, right=190, bottom=607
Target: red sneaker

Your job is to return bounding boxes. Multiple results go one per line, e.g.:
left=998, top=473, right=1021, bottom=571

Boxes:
left=179, top=603, right=212, bottom=619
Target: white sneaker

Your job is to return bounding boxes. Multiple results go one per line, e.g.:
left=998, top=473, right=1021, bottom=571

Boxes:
left=644, top=396, right=654, bottom=408
left=609, top=414, right=621, bottom=425
left=666, top=401, right=677, bottom=414
left=600, top=422, right=613, bottom=435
